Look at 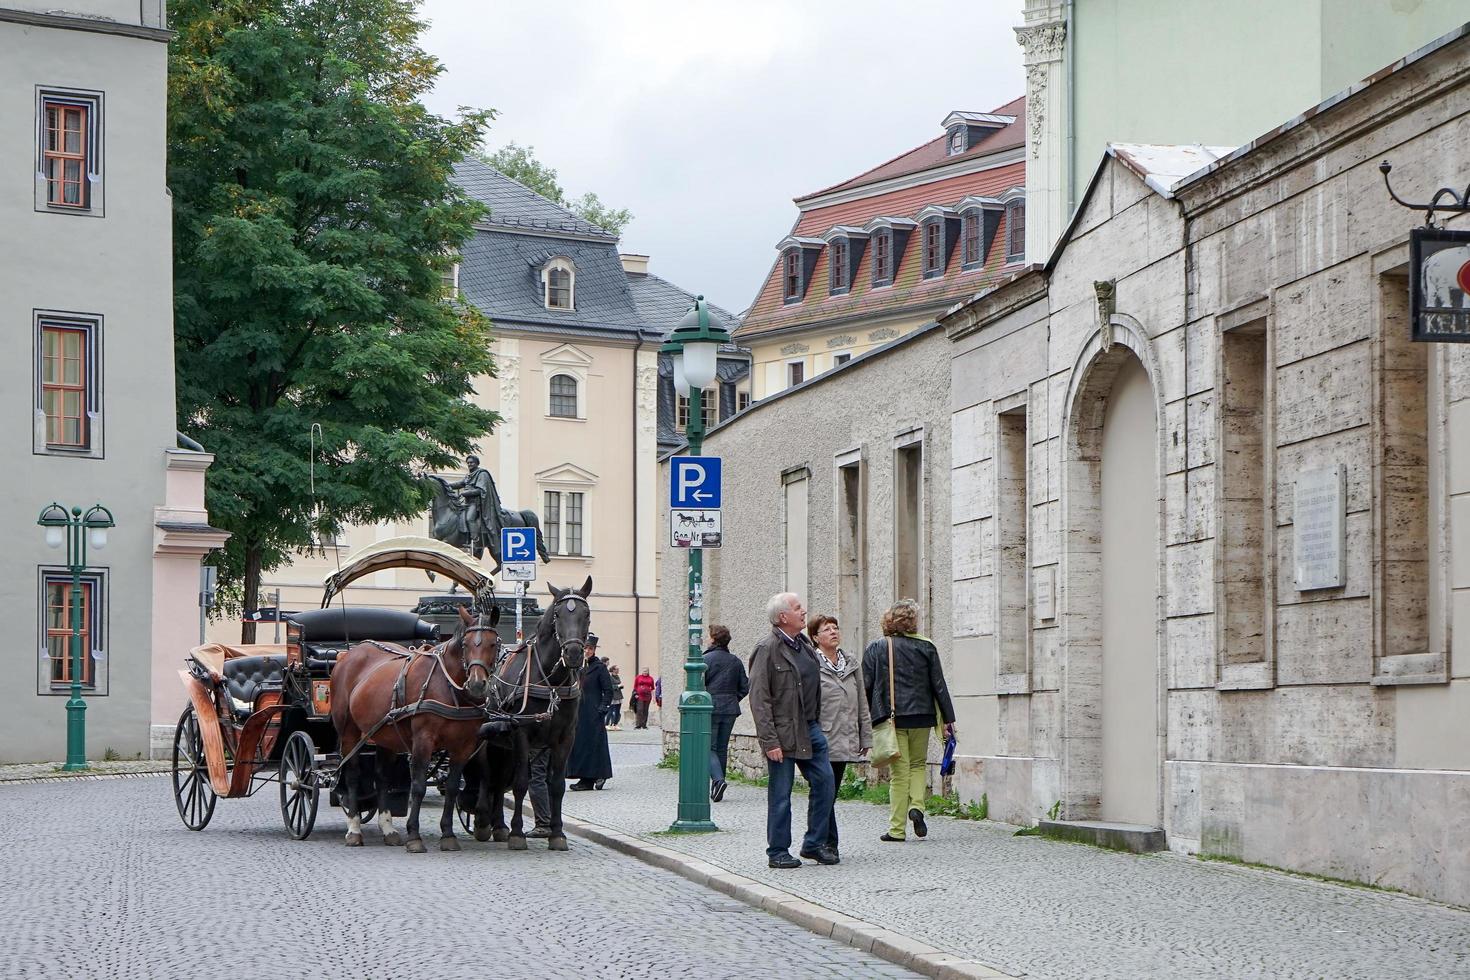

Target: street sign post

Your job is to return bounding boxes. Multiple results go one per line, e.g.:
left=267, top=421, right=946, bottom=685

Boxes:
left=501, top=527, right=538, bottom=641
left=670, top=456, right=722, bottom=509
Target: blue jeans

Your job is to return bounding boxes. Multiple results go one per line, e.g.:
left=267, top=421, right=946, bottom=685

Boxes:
left=709, top=714, right=737, bottom=785
left=765, top=721, right=835, bottom=859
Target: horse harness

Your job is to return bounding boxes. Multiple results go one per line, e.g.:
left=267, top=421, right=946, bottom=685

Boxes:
left=486, top=594, right=589, bottom=718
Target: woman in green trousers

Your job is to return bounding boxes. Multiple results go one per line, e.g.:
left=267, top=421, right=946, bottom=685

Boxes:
left=862, top=600, right=957, bottom=841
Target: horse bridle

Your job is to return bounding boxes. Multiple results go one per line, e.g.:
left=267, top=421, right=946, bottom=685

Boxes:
left=549, top=593, right=591, bottom=671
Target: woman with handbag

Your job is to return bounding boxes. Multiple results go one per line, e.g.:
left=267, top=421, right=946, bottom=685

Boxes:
left=808, top=614, right=870, bottom=860
left=863, top=600, right=957, bottom=842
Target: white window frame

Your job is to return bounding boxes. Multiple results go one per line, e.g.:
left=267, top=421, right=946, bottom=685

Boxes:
left=537, top=462, right=598, bottom=559
left=542, top=257, right=576, bottom=311
left=548, top=373, right=580, bottom=419
left=540, top=343, right=592, bottom=421
left=786, top=358, right=806, bottom=390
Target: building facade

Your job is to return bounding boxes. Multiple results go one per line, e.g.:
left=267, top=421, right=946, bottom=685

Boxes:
left=658, top=325, right=954, bottom=767
left=1018, top=0, right=1468, bottom=260
left=945, top=26, right=1470, bottom=906
left=1, top=2, right=227, bottom=762
left=250, top=162, right=726, bottom=682
left=737, top=101, right=1028, bottom=400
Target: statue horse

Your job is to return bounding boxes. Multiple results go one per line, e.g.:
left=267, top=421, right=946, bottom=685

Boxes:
left=423, top=473, right=551, bottom=574
left=329, top=605, right=500, bottom=853
left=466, top=576, right=591, bottom=852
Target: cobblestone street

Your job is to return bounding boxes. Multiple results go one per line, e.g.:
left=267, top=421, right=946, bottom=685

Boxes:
left=566, top=739, right=1470, bottom=980
left=0, top=765, right=916, bottom=980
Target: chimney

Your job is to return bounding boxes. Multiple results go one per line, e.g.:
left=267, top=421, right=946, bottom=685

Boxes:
left=620, top=253, right=650, bottom=276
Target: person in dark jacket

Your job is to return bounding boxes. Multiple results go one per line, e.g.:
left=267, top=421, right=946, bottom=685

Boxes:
left=604, top=662, right=624, bottom=729
left=703, top=624, right=749, bottom=803
left=863, top=600, right=957, bottom=842
left=567, top=634, right=614, bottom=790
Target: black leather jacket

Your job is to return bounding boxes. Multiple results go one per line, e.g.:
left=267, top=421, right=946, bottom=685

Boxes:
left=862, top=634, right=956, bottom=727
left=703, top=644, right=749, bottom=717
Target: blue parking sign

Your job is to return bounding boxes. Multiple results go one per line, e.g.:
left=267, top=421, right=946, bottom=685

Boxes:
left=670, top=456, right=721, bottom=509
left=501, top=527, right=537, bottom=563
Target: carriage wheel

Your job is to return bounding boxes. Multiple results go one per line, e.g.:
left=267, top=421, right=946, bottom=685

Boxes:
left=279, top=730, right=320, bottom=841
left=172, top=705, right=217, bottom=831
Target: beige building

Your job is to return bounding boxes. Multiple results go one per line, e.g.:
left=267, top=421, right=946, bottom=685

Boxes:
left=0, top=2, right=227, bottom=762
left=247, top=162, right=730, bottom=683
left=944, top=25, right=1470, bottom=905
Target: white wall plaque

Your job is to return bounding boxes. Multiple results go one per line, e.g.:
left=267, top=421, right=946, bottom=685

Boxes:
left=1034, top=566, right=1057, bottom=622
left=1293, top=465, right=1346, bottom=591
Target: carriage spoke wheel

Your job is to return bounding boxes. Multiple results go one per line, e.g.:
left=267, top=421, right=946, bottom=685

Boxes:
left=172, top=705, right=217, bottom=831
left=279, top=731, right=320, bottom=841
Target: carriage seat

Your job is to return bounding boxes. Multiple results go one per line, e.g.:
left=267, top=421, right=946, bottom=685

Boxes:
left=220, top=655, right=287, bottom=720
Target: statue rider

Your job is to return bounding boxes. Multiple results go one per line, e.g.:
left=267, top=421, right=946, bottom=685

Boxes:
left=449, top=455, right=495, bottom=560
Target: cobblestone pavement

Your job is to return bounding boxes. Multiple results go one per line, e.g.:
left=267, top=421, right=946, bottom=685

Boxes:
left=0, top=774, right=918, bottom=980
left=563, top=745, right=1470, bottom=980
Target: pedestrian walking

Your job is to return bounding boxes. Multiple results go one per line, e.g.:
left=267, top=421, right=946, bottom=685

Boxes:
left=808, top=613, right=870, bottom=860
left=631, top=667, right=655, bottom=729
left=605, top=663, right=624, bottom=729
left=703, top=624, right=748, bottom=803
left=863, top=600, right=956, bottom=843
left=567, top=634, right=614, bottom=791
left=748, top=592, right=837, bottom=868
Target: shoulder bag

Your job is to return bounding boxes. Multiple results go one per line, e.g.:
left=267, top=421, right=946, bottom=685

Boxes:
left=869, top=638, right=901, bottom=767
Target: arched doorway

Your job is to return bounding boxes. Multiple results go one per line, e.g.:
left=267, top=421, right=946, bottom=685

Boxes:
left=1060, top=332, right=1163, bottom=828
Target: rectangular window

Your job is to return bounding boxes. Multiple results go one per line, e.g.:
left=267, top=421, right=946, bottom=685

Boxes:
left=873, top=233, right=891, bottom=285
left=544, top=491, right=560, bottom=555
left=546, top=268, right=572, bottom=309
left=830, top=239, right=848, bottom=292
left=565, top=492, right=584, bottom=556
left=923, top=222, right=943, bottom=276
left=783, top=251, right=801, bottom=301
left=36, top=89, right=102, bottom=215
left=962, top=213, right=981, bottom=266
left=1006, top=202, right=1026, bottom=262
left=39, top=568, right=106, bottom=694
left=833, top=352, right=852, bottom=367
left=675, top=390, right=715, bottom=431
left=996, top=407, right=1029, bottom=683
left=787, top=360, right=805, bottom=388
left=736, top=391, right=751, bottom=413
left=548, top=374, right=578, bottom=418
left=441, top=261, right=460, bottom=300
left=836, top=458, right=865, bottom=629
left=894, top=440, right=924, bottom=604
left=1219, top=322, right=1269, bottom=672
left=783, top=468, right=810, bottom=599
left=34, top=312, right=101, bottom=455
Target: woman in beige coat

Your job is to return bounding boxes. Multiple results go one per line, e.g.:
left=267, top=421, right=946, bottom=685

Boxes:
left=808, top=614, right=871, bottom=859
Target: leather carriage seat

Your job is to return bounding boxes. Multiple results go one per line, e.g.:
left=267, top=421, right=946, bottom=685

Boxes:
left=220, top=655, right=287, bottom=719
left=291, top=607, right=438, bottom=645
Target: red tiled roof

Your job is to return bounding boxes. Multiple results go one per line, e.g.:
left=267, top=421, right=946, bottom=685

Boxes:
left=738, top=158, right=1026, bottom=340
left=797, top=96, right=1026, bottom=202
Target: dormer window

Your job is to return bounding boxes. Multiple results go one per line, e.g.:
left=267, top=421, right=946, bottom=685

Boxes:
left=948, top=126, right=966, bottom=156
left=783, top=249, right=801, bottom=301
left=922, top=221, right=944, bottom=276
left=543, top=257, right=575, bottom=310
left=830, top=239, right=848, bottom=292
left=1005, top=197, right=1026, bottom=263
left=862, top=217, right=914, bottom=288
left=962, top=212, right=981, bottom=266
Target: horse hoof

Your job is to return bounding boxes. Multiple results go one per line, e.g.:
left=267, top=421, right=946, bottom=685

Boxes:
left=508, top=836, right=528, bottom=851
left=474, top=827, right=492, bottom=843
left=383, top=832, right=402, bottom=847
left=440, top=836, right=462, bottom=852
left=492, top=828, right=509, bottom=843
left=548, top=836, right=569, bottom=852
left=405, top=838, right=427, bottom=854
left=345, top=833, right=364, bottom=847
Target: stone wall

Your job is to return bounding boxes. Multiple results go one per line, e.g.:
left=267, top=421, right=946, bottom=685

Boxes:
left=944, top=32, right=1470, bottom=906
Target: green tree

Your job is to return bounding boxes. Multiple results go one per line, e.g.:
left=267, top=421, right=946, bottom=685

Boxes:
left=169, top=0, right=498, bottom=638
left=480, top=141, right=633, bottom=235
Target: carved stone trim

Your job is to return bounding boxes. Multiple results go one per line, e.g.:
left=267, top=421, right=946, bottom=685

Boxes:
left=868, top=328, right=898, bottom=343
left=1025, top=64, right=1047, bottom=157
left=780, top=342, right=810, bottom=356
left=1015, top=21, right=1066, bottom=64
left=827, top=335, right=856, bottom=348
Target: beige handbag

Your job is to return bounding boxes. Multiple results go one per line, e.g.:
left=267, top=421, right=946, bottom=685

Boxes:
left=869, top=638, right=901, bottom=767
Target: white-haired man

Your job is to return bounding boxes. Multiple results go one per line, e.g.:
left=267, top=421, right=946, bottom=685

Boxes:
left=747, top=592, right=838, bottom=868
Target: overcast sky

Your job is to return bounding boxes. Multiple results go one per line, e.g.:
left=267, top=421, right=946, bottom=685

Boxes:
left=418, top=1, right=1024, bottom=318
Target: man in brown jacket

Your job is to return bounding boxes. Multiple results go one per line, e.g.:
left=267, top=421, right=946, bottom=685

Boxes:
left=748, top=592, right=837, bottom=868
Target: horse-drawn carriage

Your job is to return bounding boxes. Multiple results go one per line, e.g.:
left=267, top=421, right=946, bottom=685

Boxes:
left=171, top=536, right=592, bottom=854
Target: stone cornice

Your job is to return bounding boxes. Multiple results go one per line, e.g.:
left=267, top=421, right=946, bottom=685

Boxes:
left=0, top=7, right=172, bottom=41
left=941, top=267, right=1049, bottom=341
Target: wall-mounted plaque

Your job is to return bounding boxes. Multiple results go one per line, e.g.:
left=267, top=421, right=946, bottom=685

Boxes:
left=1293, top=465, right=1346, bottom=591
left=1034, top=566, right=1056, bottom=622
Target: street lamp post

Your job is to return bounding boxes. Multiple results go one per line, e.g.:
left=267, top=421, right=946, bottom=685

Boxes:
left=664, top=296, right=730, bottom=833
left=38, top=502, right=115, bottom=771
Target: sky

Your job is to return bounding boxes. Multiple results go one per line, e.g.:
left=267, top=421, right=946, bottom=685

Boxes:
left=417, top=0, right=1025, bottom=318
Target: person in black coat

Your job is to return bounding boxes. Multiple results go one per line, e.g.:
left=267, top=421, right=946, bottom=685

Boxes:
left=703, top=624, right=749, bottom=803
left=567, top=634, right=615, bottom=790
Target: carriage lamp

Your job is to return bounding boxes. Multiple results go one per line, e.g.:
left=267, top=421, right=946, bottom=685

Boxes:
left=662, top=296, right=731, bottom=833
left=37, top=502, right=115, bottom=771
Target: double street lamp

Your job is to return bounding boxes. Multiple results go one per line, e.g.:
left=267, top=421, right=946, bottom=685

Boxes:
left=37, top=502, right=115, bottom=771
left=663, top=296, right=730, bottom=832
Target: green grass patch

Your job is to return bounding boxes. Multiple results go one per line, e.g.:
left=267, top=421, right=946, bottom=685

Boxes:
left=925, top=791, right=988, bottom=821
left=835, top=769, right=889, bottom=805
left=656, top=751, right=680, bottom=770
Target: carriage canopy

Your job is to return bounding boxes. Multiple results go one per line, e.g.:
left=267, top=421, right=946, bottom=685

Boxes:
left=321, top=535, right=493, bottom=606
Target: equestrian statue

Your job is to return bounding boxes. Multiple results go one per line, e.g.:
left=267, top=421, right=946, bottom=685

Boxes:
left=424, top=456, right=551, bottom=574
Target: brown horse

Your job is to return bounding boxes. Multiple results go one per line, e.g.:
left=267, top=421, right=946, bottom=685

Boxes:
left=329, top=605, right=500, bottom=853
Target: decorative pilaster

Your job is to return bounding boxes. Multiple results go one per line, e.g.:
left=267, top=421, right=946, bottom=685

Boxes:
left=1015, top=0, right=1069, bottom=264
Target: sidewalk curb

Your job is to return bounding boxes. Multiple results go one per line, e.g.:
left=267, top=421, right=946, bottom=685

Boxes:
left=0, top=769, right=168, bottom=786
left=562, top=813, right=1015, bottom=979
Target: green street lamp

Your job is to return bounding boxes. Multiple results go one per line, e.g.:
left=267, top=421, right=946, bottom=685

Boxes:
left=38, top=502, right=115, bottom=771
left=663, top=295, right=730, bottom=833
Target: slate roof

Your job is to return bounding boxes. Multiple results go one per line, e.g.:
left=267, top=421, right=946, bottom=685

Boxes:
left=736, top=96, right=1026, bottom=342
left=625, top=271, right=742, bottom=339
left=454, top=156, right=618, bottom=239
